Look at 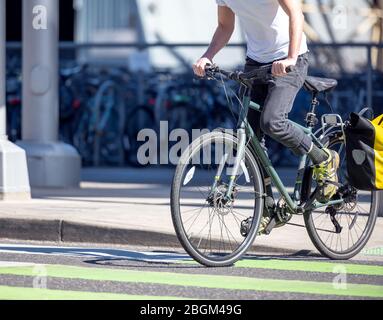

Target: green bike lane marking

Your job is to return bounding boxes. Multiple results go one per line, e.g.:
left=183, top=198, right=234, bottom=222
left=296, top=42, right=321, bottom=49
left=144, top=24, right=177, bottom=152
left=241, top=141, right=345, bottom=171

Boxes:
left=0, top=286, right=186, bottom=300
left=177, top=259, right=383, bottom=276
left=0, top=264, right=382, bottom=298
left=234, top=259, right=383, bottom=276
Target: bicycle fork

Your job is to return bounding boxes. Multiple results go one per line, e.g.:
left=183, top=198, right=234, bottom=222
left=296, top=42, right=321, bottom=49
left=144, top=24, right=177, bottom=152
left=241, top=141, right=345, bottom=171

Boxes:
left=212, top=94, right=251, bottom=200
left=225, top=128, right=247, bottom=200
left=209, top=128, right=247, bottom=200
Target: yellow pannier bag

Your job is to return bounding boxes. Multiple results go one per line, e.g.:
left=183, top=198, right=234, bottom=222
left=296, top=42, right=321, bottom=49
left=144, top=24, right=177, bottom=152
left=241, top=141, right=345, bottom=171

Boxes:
left=372, top=114, right=383, bottom=189
left=345, top=112, right=383, bottom=190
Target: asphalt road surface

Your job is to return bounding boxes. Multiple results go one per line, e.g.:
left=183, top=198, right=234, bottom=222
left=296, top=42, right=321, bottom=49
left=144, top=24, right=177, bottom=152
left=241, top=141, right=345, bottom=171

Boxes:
left=0, top=241, right=382, bottom=300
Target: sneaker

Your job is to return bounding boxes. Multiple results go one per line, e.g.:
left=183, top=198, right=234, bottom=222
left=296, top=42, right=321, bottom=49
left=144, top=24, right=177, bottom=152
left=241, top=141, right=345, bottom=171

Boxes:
left=313, top=148, right=340, bottom=203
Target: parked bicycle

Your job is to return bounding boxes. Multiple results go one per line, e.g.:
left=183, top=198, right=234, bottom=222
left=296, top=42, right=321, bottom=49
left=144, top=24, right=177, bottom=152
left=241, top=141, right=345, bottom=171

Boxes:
left=6, top=57, right=22, bottom=143
left=59, top=64, right=127, bottom=166
left=171, top=64, right=380, bottom=266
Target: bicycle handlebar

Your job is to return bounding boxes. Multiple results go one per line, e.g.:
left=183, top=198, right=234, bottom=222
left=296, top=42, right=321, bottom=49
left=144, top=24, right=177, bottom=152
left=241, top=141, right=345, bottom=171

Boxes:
left=204, top=64, right=295, bottom=83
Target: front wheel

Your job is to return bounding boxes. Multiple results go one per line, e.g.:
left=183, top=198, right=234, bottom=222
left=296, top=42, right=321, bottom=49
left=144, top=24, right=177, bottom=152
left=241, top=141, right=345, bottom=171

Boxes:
left=171, top=131, right=264, bottom=267
left=304, top=132, right=379, bottom=260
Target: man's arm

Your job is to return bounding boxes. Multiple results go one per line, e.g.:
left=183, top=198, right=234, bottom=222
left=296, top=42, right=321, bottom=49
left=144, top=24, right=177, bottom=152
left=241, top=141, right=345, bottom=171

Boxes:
left=193, top=6, right=235, bottom=77
left=272, top=0, right=305, bottom=76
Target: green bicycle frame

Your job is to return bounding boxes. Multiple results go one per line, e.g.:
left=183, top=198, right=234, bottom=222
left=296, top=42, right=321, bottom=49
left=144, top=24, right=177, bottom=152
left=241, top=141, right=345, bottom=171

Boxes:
left=223, top=92, right=344, bottom=214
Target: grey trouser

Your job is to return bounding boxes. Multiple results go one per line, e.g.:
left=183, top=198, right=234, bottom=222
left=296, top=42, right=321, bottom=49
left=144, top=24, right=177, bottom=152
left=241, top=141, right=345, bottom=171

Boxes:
left=245, top=52, right=312, bottom=156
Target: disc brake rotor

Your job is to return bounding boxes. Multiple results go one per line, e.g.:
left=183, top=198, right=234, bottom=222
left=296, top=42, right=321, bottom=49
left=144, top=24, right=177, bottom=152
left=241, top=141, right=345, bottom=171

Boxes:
left=207, top=183, right=237, bottom=216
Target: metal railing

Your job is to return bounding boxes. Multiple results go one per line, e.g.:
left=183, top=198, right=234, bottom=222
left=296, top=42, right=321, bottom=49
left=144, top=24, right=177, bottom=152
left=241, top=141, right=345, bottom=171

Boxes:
left=6, top=41, right=383, bottom=49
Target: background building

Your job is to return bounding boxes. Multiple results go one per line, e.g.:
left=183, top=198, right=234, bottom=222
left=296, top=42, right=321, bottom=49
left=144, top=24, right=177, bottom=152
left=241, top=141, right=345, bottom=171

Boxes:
left=72, top=0, right=382, bottom=72
left=6, top=0, right=383, bottom=71
left=73, top=0, right=245, bottom=70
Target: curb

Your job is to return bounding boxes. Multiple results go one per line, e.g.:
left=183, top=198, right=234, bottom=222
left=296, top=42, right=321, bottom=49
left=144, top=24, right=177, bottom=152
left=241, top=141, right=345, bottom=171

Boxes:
left=0, top=218, right=181, bottom=247
left=0, top=217, right=299, bottom=254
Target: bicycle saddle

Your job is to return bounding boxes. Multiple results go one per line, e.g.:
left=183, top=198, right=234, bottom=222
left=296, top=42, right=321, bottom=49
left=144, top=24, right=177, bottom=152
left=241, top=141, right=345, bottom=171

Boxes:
left=304, top=76, right=338, bottom=94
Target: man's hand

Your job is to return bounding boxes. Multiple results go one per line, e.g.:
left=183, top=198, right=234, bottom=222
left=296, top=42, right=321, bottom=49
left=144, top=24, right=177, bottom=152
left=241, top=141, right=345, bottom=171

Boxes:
left=272, top=57, right=297, bottom=76
left=193, top=57, right=213, bottom=77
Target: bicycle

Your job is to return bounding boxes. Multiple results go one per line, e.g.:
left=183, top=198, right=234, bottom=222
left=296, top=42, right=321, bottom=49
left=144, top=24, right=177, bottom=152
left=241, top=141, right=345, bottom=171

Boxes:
left=171, top=64, right=381, bottom=267
left=5, top=56, right=22, bottom=143
left=65, top=65, right=126, bottom=167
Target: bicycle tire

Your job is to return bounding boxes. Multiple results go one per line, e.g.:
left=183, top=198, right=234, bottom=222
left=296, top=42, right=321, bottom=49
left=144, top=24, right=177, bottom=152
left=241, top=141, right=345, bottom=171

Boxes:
left=304, top=133, right=379, bottom=260
left=171, top=131, right=264, bottom=267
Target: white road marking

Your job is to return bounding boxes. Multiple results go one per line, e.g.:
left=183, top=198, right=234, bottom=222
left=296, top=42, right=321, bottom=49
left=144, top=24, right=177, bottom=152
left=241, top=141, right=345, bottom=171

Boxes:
left=0, top=261, right=37, bottom=267
left=0, top=244, right=191, bottom=263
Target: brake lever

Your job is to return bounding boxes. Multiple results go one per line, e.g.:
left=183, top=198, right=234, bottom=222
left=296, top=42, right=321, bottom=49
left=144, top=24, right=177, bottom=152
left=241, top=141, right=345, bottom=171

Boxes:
left=204, top=63, right=219, bottom=80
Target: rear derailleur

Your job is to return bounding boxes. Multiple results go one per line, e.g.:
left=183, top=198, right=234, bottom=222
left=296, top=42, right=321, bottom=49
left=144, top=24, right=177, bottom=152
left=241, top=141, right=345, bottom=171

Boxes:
left=324, top=185, right=357, bottom=234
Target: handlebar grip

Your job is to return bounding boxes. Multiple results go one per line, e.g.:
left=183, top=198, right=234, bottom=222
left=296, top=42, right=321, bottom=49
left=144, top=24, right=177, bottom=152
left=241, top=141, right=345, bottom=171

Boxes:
left=286, top=66, right=296, bottom=73
left=204, top=64, right=218, bottom=78
left=204, top=63, right=213, bottom=71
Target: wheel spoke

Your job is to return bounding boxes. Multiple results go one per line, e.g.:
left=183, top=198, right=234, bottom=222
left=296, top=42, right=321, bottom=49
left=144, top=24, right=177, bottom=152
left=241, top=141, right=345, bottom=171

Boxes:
left=306, top=136, right=377, bottom=257
left=172, top=134, right=263, bottom=265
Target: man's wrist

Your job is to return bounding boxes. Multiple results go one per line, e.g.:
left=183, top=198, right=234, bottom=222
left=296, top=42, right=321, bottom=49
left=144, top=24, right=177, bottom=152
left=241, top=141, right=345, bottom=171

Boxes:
left=202, top=53, right=214, bottom=61
left=287, top=55, right=298, bottom=64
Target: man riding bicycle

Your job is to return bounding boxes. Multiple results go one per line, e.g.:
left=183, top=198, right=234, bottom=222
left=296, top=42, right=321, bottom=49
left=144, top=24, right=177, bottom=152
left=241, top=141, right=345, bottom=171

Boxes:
left=193, top=0, right=340, bottom=203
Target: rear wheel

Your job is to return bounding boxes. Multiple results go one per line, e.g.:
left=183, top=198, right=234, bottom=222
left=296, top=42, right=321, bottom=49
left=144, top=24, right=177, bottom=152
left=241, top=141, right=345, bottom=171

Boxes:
left=171, top=131, right=264, bottom=267
left=304, top=132, right=379, bottom=260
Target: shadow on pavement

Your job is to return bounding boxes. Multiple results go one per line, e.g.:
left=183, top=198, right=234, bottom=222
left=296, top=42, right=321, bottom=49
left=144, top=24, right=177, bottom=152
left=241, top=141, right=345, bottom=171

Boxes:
left=0, top=244, right=322, bottom=269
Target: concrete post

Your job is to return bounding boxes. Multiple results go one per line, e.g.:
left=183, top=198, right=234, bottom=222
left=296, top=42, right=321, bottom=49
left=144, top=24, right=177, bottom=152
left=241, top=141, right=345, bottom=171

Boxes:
left=18, top=0, right=81, bottom=187
left=0, top=0, right=31, bottom=200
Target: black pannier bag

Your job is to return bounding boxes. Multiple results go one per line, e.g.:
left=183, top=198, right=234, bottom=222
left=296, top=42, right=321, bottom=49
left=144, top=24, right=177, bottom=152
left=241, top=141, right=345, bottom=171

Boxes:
left=345, top=112, right=383, bottom=191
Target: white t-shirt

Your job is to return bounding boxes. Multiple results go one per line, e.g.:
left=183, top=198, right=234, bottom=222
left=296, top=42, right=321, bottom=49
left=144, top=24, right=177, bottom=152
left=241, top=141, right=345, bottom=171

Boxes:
left=216, top=0, right=308, bottom=63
